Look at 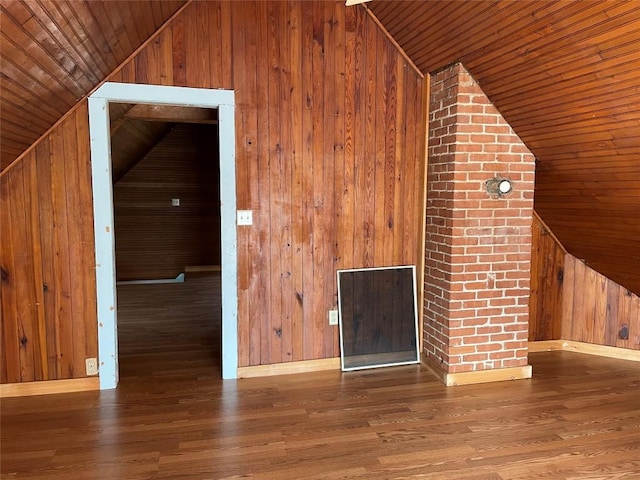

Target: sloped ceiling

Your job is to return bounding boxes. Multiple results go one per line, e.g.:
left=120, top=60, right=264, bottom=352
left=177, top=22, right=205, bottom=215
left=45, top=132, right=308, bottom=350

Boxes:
left=1, top=0, right=639, bottom=295
left=109, top=103, right=218, bottom=183
left=0, top=0, right=187, bottom=170
left=369, top=1, right=640, bottom=295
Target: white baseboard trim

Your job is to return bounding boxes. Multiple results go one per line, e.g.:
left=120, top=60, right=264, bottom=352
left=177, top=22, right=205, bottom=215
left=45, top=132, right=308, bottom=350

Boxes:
left=116, top=272, right=185, bottom=285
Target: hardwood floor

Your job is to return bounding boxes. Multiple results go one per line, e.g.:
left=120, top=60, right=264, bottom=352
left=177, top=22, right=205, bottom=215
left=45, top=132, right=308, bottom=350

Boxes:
left=116, top=273, right=222, bottom=381
left=2, top=273, right=640, bottom=479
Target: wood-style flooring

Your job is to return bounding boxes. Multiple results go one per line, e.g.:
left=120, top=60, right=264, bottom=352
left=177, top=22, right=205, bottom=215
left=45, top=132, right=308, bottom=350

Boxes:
left=2, top=273, right=640, bottom=479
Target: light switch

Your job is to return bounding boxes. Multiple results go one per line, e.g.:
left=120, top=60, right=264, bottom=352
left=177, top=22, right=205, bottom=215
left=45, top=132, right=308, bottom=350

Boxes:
left=237, top=210, right=253, bottom=226
left=172, top=198, right=180, bottom=206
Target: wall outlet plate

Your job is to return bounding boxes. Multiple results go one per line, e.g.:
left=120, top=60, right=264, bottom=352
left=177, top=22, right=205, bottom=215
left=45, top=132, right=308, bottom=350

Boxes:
left=237, top=210, right=253, bottom=226
left=329, top=309, right=339, bottom=326
left=171, top=198, right=180, bottom=206
left=85, top=358, right=98, bottom=376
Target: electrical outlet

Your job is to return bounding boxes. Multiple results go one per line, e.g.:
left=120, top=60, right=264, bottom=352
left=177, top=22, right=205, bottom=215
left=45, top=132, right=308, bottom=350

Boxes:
left=329, top=309, right=339, bottom=326
left=171, top=198, right=180, bottom=206
left=85, top=358, right=98, bottom=376
left=237, top=210, right=253, bottom=226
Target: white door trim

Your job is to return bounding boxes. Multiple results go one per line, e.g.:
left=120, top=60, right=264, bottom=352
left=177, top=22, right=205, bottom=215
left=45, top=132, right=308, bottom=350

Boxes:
left=88, top=82, right=237, bottom=389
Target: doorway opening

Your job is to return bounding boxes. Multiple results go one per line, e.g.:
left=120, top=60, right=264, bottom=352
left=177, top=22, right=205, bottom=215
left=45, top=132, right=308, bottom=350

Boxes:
left=88, top=83, right=236, bottom=389
left=111, top=117, right=222, bottom=380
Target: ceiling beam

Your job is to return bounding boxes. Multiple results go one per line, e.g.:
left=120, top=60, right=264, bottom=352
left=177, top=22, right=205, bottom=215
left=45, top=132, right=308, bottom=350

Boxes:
left=124, top=104, right=218, bottom=124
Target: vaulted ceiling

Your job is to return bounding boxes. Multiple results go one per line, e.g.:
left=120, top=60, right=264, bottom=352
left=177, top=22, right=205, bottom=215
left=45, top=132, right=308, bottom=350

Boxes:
left=0, top=0, right=186, bottom=170
left=368, top=0, right=640, bottom=295
left=109, top=103, right=218, bottom=182
left=1, top=0, right=639, bottom=294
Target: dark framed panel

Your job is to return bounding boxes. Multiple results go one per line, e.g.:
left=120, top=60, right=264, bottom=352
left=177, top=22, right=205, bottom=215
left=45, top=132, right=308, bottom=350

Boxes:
left=337, top=265, right=420, bottom=371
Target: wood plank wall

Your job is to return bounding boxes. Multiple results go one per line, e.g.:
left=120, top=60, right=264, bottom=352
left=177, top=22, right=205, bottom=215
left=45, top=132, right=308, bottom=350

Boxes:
left=529, top=215, right=640, bottom=350
left=0, top=0, right=426, bottom=383
left=114, top=124, right=221, bottom=281
left=529, top=215, right=565, bottom=341
left=561, top=256, right=640, bottom=350
left=0, top=104, right=97, bottom=383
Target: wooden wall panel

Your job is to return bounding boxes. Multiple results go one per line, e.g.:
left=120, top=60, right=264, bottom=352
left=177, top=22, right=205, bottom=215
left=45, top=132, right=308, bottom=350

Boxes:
left=0, top=106, right=97, bottom=382
left=1, top=0, right=426, bottom=383
left=528, top=215, right=565, bottom=342
left=562, top=256, right=640, bottom=351
left=109, top=0, right=425, bottom=367
left=530, top=214, right=640, bottom=351
left=113, top=124, right=221, bottom=281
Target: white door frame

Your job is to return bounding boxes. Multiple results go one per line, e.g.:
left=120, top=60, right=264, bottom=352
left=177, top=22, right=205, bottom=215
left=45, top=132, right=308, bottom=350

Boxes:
left=88, top=82, right=237, bottom=389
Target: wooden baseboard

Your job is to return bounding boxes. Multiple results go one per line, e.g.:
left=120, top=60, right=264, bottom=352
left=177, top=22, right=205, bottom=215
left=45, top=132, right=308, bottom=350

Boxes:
left=529, top=340, right=640, bottom=362
left=185, top=265, right=221, bottom=273
left=444, top=365, right=532, bottom=386
left=421, top=355, right=448, bottom=384
left=422, top=355, right=531, bottom=386
left=237, top=358, right=340, bottom=378
left=528, top=340, right=565, bottom=353
left=0, top=377, right=100, bottom=398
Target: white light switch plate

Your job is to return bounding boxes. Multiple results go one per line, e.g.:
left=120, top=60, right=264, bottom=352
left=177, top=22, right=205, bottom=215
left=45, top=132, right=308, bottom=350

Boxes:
left=237, top=210, right=253, bottom=226
left=329, top=310, right=339, bottom=326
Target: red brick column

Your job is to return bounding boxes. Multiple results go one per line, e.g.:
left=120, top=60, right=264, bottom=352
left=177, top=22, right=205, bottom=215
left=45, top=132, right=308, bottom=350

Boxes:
left=423, top=63, right=535, bottom=383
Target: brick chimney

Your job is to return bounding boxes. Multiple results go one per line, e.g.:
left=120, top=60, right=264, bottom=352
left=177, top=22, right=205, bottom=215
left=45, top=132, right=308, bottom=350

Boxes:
left=423, top=63, right=535, bottom=385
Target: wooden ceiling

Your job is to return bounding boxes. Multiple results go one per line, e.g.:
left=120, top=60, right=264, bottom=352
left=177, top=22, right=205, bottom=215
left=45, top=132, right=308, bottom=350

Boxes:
left=370, top=0, right=640, bottom=295
left=0, top=0, right=186, bottom=170
left=1, top=0, right=638, bottom=294
left=109, top=103, right=218, bottom=182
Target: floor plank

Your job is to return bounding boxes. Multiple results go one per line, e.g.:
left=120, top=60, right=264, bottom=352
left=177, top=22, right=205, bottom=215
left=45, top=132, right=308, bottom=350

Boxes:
left=2, top=273, right=640, bottom=479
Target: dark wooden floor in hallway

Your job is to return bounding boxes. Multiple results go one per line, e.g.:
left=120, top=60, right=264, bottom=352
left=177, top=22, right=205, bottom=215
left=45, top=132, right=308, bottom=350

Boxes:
left=116, top=272, right=222, bottom=382
left=2, top=273, right=640, bottom=479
